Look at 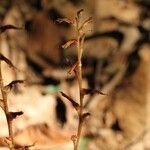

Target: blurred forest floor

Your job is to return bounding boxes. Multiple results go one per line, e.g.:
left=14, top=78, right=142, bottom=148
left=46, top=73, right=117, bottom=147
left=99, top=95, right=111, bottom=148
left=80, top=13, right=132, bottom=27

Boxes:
left=0, top=0, right=150, bottom=150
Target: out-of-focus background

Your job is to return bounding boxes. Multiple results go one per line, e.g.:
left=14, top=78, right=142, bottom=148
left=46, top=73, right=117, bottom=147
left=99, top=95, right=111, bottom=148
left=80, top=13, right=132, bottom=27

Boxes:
left=0, top=0, right=150, bottom=149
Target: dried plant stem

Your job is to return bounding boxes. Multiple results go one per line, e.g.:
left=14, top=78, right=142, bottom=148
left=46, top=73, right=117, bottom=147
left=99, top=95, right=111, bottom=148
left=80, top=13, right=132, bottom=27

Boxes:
left=74, top=23, right=84, bottom=150
left=0, top=61, right=15, bottom=150
left=58, top=10, right=92, bottom=150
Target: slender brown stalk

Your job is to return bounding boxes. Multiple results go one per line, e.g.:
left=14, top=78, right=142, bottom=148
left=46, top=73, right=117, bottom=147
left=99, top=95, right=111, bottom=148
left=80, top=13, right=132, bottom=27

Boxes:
left=58, top=10, right=93, bottom=150
left=0, top=24, right=23, bottom=150
left=0, top=61, right=15, bottom=150
left=74, top=13, right=86, bottom=150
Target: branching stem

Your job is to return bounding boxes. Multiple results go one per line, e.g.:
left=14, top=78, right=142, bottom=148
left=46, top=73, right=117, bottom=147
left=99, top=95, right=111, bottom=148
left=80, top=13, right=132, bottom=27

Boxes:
left=0, top=61, right=15, bottom=150
left=74, top=18, right=84, bottom=150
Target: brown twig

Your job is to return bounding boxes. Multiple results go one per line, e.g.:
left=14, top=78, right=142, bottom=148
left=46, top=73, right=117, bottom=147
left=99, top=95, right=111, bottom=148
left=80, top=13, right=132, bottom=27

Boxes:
left=73, top=15, right=84, bottom=150
left=0, top=61, right=15, bottom=150
left=0, top=24, right=23, bottom=150
left=58, top=9, right=105, bottom=150
left=58, top=9, right=93, bottom=150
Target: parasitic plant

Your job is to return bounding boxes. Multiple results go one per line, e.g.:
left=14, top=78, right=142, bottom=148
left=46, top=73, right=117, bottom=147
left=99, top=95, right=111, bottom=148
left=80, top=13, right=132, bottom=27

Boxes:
left=0, top=25, right=31, bottom=150
left=57, top=9, right=105, bottom=150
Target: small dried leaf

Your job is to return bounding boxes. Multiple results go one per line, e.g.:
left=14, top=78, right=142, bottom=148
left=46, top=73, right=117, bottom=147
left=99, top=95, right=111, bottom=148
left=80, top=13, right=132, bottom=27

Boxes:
left=0, top=53, right=16, bottom=69
left=68, top=61, right=79, bottom=74
left=79, top=17, right=92, bottom=31
left=82, top=112, right=90, bottom=120
left=60, top=92, right=80, bottom=111
left=77, top=9, right=84, bottom=18
left=0, top=25, right=22, bottom=34
left=56, top=18, right=73, bottom=24
left=3, top=80, right=25, bottom=92
left=8, top=111, right=23, bottom=120
left=81, top=88, right=107, bottom=96
left=62, top=39, right=77, bottom=49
